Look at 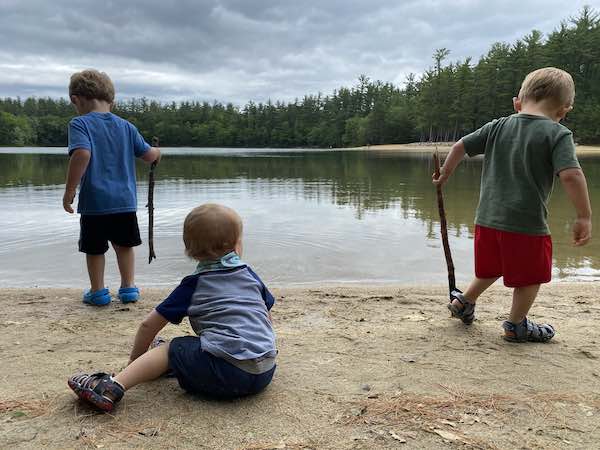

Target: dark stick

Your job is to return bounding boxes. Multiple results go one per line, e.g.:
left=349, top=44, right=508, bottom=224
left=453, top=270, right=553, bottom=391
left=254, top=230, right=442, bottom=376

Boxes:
left=147, top=136, right=159, bottom=264
left=433, top=150, right=459, bottom=299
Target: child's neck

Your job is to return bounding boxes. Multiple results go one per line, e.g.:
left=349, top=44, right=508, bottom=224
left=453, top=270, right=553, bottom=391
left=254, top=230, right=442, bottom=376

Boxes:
left=78, top=99, right=111, bottom=115
left=519, top=102, right=562, bottom=123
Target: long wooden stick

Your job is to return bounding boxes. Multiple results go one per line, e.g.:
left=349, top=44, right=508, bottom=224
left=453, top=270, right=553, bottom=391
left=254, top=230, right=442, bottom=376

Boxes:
left=433, top=150, right=459, bottom=299
left=147, top=136, right=159, bottom=264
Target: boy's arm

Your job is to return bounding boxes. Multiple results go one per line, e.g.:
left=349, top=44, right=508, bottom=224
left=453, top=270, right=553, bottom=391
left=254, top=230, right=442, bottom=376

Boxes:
left=432, top=140, right=466, bottom=187
left=130, top=123, right=160, bottom=164
left=128, top=309, right=169, bottom=364
left=63, top=149, right=91, bottom=213
left=141, top=146, right=161, bottom=165
left=558, top=168, right=592, bottom=246
left=127, top=274, right=196, bottom=363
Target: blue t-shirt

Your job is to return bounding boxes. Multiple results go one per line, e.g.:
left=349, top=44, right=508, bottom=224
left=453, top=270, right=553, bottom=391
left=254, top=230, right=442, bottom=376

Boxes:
left=156, top=256, right=276, bottom=364
left=68, top=112, right=150, bottom=215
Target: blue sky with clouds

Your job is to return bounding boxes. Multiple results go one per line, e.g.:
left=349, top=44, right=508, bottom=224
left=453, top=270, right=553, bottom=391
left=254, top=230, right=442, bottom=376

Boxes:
left=0, top=0, right=597, bottom=104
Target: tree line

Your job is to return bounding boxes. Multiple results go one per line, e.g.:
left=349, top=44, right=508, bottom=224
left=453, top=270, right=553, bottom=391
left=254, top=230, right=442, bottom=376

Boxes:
left=1, top=7, right=598, bottom=148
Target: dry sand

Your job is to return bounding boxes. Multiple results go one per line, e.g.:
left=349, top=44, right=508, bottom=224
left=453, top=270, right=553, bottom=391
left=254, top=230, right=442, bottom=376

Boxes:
left=356, top=143, right=600, bottom=155
left=1, top=283, right=599, bottom=449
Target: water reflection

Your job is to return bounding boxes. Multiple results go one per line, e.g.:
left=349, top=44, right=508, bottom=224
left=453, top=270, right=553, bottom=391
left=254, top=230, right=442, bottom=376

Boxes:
left=0, top=149, right=598, bottom=287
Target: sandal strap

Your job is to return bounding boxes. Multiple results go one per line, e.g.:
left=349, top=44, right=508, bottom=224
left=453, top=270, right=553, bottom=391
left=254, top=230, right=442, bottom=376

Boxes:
left=525, top=318, right=555, bottom=342
left=503, top=318, right=555, bottom=342
left=448, top=292, right=476, bottom=325
left=450, top=289, right=463, bottom=302
left=453, top=292, right=468, bottom=306
left=70, top=372, right=125, bottom=403
left=70, top=372, right=109, bottom=390
left=94, top=376, right=125, bottom=402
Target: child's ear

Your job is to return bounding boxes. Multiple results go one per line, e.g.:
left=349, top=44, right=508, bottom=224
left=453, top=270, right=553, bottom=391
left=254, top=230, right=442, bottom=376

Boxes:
left=234, top=239, right=243, bottom=257
left=512, top=96, right=522, bottom=113
left=557, top=104, right=573, bottom=121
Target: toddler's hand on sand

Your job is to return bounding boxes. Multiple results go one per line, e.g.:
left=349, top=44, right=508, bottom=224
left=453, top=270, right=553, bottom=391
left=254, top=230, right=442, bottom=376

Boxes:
left=572, top=218, right=592, bottom=246
left=63, top=189, right=76, bottom=213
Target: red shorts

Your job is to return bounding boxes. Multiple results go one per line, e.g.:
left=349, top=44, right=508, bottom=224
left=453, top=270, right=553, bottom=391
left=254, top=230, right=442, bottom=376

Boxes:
left=474, top=225, right=552, bottom=287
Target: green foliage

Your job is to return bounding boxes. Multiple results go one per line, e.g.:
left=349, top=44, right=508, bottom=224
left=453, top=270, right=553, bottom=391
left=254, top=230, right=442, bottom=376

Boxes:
left=0, top=7, right=599, bottom=147
left=0, top=111, right=36, bottom=146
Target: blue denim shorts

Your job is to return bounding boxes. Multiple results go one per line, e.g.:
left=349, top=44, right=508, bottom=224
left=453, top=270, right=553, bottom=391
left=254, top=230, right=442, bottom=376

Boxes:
left=168, top=336, right=275, bottom=398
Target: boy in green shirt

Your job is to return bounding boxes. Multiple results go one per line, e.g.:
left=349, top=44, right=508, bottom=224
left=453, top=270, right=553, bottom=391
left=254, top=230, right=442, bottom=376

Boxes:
left=433, top=67, right=592, bottom=342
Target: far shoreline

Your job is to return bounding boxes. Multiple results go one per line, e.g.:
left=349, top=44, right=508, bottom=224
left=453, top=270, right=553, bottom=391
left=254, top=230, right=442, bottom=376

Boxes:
left=350, top=142, right=600, bottom=155
left=2, top=143, right=600, bottom=157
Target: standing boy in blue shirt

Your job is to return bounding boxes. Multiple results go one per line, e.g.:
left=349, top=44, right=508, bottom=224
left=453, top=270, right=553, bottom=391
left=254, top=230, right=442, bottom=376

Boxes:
left=63, top=69, right=160, bottom=305
left=67, top=204, right=277, bottom=412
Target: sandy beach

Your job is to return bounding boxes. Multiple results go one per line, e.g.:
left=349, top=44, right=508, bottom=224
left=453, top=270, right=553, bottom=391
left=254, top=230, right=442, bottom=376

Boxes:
left=356, top=143, right=600, bottom=155
left=1, top=283, right=599, bottom=449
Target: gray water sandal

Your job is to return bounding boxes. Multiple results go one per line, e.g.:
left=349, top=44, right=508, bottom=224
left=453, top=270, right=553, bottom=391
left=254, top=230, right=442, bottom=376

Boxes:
left=447, top=292, right=476, bottom=325
left=502, top=317, right=555, bottom=343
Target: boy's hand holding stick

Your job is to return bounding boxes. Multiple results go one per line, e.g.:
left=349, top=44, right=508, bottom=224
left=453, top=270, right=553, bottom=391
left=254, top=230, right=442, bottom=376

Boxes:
left=433, top=150, right=461, bottom=301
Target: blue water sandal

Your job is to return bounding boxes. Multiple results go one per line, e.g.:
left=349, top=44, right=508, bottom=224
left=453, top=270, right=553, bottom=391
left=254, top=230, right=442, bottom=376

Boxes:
left=118, top=286, right=140, bottom=303
left=502, top=318, right=555, bottom=343
left=68, top=372, right=125, bottom=412
left=82, top=288, right=111, bottom=306
left=447, top=292, right=476, bottom=325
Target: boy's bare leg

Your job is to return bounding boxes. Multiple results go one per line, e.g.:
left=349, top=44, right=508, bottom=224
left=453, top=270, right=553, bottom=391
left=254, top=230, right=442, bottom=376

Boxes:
left=113, top=244, right=135, bottom=288
left=453, top=276, right=499, bottom=307
left=114, top=344, right=169, bottom=390
left=463, top=276, right=499, bottom=302
left=86, top=254, right=105, bottom=291
left=508, top=284, right=540, bottom=324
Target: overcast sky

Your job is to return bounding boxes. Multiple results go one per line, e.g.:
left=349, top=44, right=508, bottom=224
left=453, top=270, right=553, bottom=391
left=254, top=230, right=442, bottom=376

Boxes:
left=0, top=0, right=597, bottom=104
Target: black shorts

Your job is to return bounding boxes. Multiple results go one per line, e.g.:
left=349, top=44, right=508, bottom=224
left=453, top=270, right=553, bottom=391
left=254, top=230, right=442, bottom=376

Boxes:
left=79, top=212, right=142, bottom=255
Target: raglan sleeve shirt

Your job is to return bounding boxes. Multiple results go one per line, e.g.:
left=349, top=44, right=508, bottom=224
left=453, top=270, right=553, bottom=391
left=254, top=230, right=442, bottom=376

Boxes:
left=246, top=267, right=275, bottom=310
left=68, top=117, right=92, bottom=156
left=155, top=275, right=198, bottom=324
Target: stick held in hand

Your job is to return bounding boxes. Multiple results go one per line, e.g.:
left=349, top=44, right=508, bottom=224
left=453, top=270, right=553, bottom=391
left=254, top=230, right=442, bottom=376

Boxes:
left=147, top=136, right=159, bottom=264
left=433, top=150, right=461, bottom=300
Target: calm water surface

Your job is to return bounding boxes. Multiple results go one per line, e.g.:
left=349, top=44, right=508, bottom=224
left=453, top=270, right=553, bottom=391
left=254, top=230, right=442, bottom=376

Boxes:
left=0, top=147, right=598, bottom=288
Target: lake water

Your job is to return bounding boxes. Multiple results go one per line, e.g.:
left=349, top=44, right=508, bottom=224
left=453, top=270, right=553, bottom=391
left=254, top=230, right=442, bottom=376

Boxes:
left=0, top=147, right=598, bottom=288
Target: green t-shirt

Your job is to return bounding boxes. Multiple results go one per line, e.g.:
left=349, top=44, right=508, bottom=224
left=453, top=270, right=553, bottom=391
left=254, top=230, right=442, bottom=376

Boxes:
left=462, top=113, right=580, bottom=235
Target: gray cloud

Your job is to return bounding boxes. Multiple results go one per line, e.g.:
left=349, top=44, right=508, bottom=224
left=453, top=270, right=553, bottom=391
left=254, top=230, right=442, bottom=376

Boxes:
left=0, top=0, right=596, bottom=104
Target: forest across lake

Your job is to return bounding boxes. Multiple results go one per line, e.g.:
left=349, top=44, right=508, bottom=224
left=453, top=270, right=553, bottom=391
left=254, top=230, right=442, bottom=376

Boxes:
left=0, top=7, right=599, bottom=149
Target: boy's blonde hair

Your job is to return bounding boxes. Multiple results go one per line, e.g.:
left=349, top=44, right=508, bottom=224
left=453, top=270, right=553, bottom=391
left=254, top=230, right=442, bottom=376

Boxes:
left=518, top=67, right=575, bottom=108
left=183, top=204, right=243, bottom=260
left=69, top=69, right=115, bottom=103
